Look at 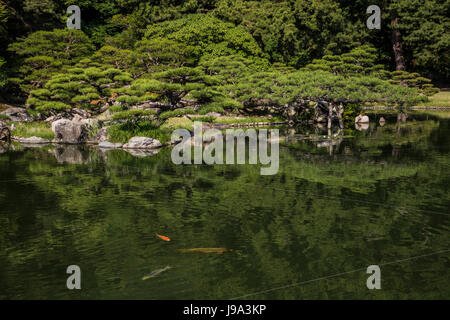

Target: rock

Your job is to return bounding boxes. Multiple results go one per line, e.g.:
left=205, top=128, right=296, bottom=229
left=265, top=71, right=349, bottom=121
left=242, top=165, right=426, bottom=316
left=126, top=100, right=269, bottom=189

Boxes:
left=147, top=108, right=161, bottom=114
left=45, top=115, right=56, bottom=123
left=124, top=148, right=160, bottom=157
left=52, top=119, right=88, bottom=144
left=123, top=136, right=162, bottom=149
left=100, top=103, right=110, bottom=113
left=98, top=141, right=123, bottom=149
left=285, top=106, right=297, bottom=118
left=15, top=136, right=50, bottom=144
left=0, top=121, right=10, bottom=141
left=206, top=112, right=222, bottom=118
left=316, top=115, right=327, bottom=123
left=80, top=118, right=99, bottom=130
left=1, top=107, right=35, bottom=122
left=71, top=114, right=84, bottom=123
left=355, top=115, right=369, bottom=123
left=45, top=114, right=67, bottom=123
left=379, top=117, right=386, bottom=126
left=94, top=127, right=109, bottom=143
left=71, top=108, right=89, bottom=118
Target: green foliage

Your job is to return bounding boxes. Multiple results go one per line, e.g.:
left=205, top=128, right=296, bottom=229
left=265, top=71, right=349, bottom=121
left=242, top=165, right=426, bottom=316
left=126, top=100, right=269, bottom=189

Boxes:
left=198, top=104, right=225, bottom=115
left=107, top=120, right=171, bottom=144
left=213, top=116, right=281, bottom=124
left=343, top=103, right=363, bottom=121
left=384, top=0, right=449, bottom=78
left=303, top=45, right=383, bottom=77
left=160, top=116, right=194, bottom=130
left=111, top=109, right=157, bottom=120
left=115, top=67, right=217, bottom=106
left=12, top=121, right=54, bottom=140
left=8, top=29, right=94, bottom=92
left=389, top=71, right=440, bottom=96
left=134, top=38, right=196, bottom=72
left=144, top=14, right=265, bottom=62
left=0, top=0, right=443, bottom=119
left=214, top=0, right=354, bottom=67
left=199, top=55, right=268, bottom=84
left=0, top=56, right=6, bottom=87
left=224, top=70, right=426, bottom=107
left=27, top=66, right=132, bottom=111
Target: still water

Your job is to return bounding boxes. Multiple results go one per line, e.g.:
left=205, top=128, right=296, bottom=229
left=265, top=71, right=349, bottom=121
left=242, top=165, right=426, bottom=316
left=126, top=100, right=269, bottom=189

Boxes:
left=0, top=112, right=449, bottom=299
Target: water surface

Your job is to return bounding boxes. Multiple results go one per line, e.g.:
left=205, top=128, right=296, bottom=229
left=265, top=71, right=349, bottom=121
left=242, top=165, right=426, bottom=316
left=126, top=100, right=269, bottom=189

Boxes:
left=0, top=112, right=449, bottom=299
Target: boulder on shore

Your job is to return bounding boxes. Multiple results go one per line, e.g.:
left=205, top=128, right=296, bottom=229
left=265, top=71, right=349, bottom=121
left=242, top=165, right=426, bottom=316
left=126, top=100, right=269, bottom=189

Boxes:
left=52, top=119, right=88, bottom=144
left=94, top=127, right=109, bottom=144
left=123, top=136, right=162, bottom=149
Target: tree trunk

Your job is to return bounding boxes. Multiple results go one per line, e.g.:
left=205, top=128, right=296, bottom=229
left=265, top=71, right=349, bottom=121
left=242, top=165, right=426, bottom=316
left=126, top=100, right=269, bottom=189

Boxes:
left=391, top=18, right=406, bottom=71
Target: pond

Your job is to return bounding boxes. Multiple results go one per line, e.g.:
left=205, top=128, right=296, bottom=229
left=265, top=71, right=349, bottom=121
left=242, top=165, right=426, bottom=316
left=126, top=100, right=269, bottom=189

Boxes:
left=0, top=112, right=449, bottom=299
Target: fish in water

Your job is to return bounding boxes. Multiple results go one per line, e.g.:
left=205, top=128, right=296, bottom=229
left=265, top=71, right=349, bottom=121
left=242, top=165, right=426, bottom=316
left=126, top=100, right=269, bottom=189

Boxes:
left=156, top=234, right=171, bottom=241
left=177, top=248, right=232, bottom=254
left=142, top=266, right=172, bottom=280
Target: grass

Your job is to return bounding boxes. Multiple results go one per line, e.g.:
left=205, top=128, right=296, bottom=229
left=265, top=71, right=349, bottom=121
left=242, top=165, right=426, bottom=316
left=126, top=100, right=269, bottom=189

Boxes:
left=107, top=120, right=172, bottom=144
left=198, top=105, right=224, bottom=115
left=12, top=122, right=54, bottom=140
left=111, top=109, right=157, bottom=120
left=418, top=91, right=450, bottom=107
left=109, top=105, right=128, bottom=113
left=213, top=116, right=284, bottom=124
left=159, top=108, right=196, bottom=120
left=0, top=114, right=9, bottom=120
left=160, top=117, right=194, bottom=130
left=187, top=115, right=216, bottom=122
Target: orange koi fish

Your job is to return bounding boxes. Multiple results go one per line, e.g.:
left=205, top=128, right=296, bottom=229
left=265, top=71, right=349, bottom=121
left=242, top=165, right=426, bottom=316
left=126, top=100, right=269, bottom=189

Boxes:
left=156, top=234, right=171, bottom=241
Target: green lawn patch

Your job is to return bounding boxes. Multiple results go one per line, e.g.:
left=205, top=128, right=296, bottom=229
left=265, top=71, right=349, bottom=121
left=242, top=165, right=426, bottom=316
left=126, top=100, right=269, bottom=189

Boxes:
left=418, top=91, right=450, bottom=108
left=107, top=120, right=172, bottom=144
left=12, top=122, right=54, bottom=140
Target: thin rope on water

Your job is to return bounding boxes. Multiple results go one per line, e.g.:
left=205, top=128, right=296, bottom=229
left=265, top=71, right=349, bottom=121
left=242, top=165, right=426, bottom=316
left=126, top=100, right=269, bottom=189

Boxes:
left=228, top=248, right=450, bottom=300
